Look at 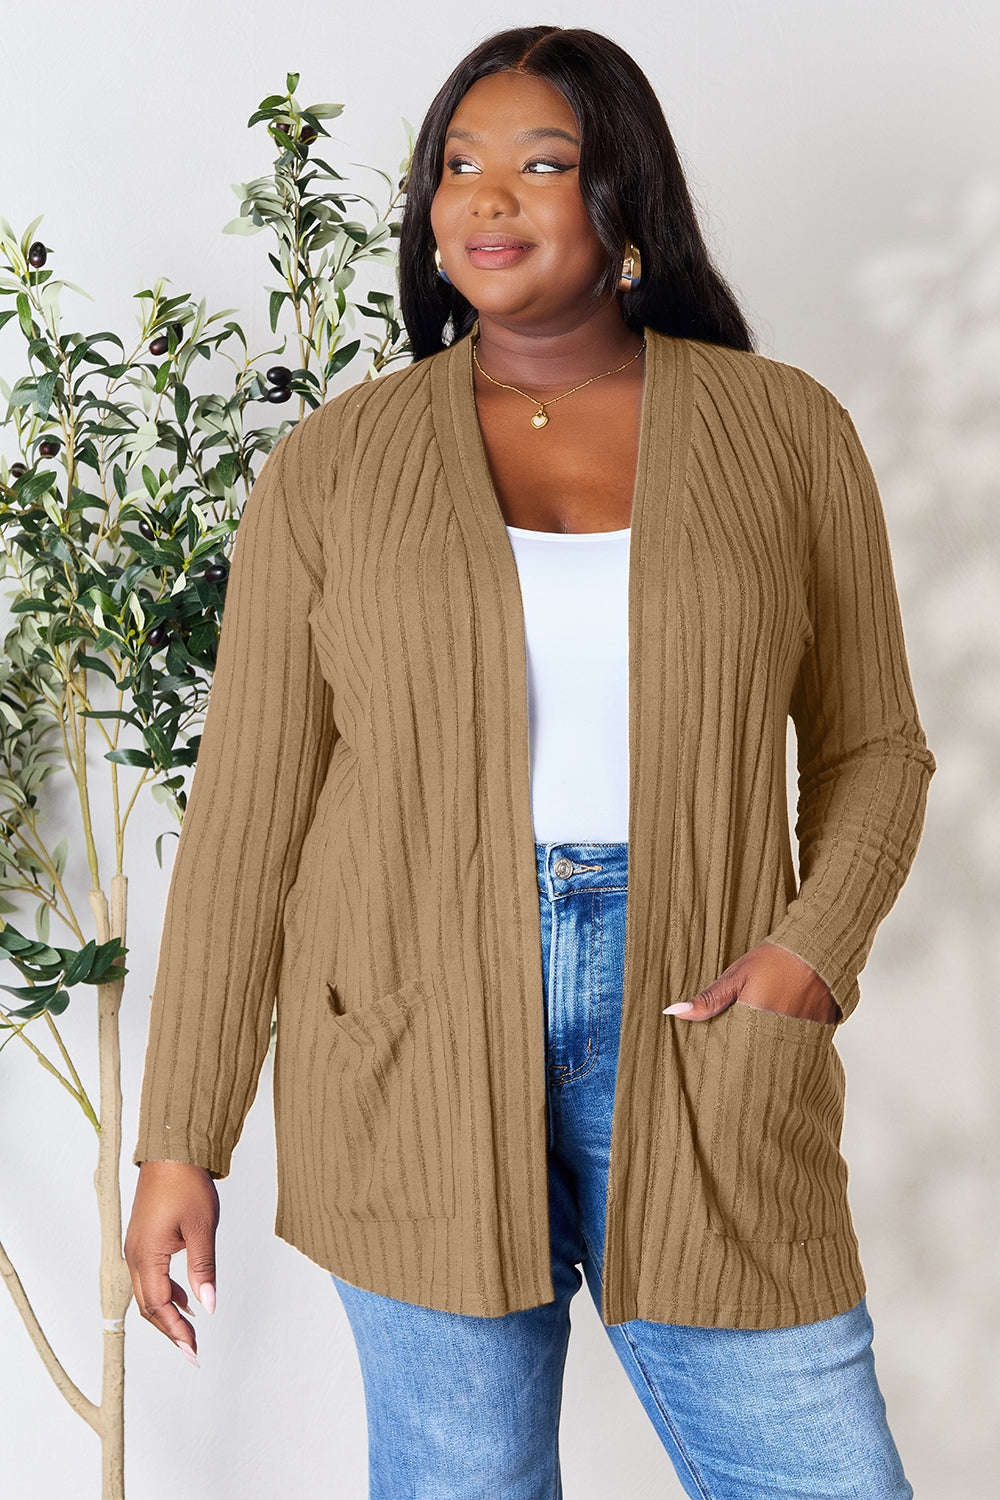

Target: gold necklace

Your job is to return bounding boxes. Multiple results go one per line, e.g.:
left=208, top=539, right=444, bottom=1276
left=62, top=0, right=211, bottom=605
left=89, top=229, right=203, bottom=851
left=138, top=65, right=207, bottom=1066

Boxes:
left=472, top=331, right=646, bottom=429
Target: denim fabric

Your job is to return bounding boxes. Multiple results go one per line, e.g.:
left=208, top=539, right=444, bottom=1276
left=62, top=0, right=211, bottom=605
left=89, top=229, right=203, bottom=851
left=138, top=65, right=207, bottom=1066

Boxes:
left=332, top=841, right=912, bottom=1499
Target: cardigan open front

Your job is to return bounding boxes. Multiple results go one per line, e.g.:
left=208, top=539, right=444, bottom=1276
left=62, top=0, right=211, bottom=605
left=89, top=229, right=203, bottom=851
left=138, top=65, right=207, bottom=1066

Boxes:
left=133, top=328, right=935, bottom=1329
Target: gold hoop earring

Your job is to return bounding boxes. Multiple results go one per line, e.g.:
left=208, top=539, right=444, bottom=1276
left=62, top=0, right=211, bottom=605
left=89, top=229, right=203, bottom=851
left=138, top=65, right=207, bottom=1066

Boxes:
left=433, top=245, right=453, bottom=286
left=619, top=240, right=642, bottom=293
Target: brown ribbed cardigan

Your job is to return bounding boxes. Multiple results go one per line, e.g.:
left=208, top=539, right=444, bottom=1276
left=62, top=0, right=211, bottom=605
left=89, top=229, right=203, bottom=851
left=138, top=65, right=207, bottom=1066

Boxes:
left=133, top=327, right=936, bottom=1329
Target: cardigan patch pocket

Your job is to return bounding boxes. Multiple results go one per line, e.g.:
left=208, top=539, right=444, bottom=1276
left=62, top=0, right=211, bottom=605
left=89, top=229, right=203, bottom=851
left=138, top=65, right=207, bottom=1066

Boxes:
left=323, top=974, right=458, bottom=1221
left=705, top=1001, right=850, bottom=1244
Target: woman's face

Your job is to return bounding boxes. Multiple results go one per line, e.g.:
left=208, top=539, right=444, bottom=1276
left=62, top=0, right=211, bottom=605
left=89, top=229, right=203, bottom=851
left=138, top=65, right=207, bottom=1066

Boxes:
left=429, top=70, right=611, bottom=329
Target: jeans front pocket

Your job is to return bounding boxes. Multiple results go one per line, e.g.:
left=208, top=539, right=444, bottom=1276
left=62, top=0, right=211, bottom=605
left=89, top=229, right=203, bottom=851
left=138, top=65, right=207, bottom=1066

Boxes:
left=705, top=1001, right=851, bottom=1244
left=325, top=973, right=458, bottom=1221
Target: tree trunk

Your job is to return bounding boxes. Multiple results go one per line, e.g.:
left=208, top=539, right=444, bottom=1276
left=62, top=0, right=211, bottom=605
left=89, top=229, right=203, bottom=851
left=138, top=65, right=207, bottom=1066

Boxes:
left=90, top=873, right=132, bottom=1499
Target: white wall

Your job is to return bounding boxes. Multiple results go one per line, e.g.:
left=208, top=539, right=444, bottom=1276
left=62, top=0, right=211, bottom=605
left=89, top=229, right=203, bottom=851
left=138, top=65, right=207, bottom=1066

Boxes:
left=2, top=2, right=997, bottom=1495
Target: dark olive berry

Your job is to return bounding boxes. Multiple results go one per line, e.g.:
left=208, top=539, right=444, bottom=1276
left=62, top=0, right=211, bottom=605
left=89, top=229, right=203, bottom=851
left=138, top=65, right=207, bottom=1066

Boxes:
left=300, top=126, right=318, bottom=145
left=10, top=463, right=27, bottom=478
left=38, top=439, right=60, bottom=457
left=204, top=563, right=228, bottom=583
left=266, top=385, right=293, bottom=403
left=265, top=365, right=292, bottom=387
left=149, top=335, right=169, bottom=356
left=137, top=518, right=155, bottom=541
left=171, top=322, right=185, bottom=341
left=28, top=242, right=47, bottom=268
left=146, top=623, right=167, bottom=648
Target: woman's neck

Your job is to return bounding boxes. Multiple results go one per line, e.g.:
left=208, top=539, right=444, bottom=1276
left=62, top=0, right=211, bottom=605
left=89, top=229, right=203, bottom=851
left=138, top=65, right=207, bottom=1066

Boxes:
left=472, top=300, right=644, bottom=393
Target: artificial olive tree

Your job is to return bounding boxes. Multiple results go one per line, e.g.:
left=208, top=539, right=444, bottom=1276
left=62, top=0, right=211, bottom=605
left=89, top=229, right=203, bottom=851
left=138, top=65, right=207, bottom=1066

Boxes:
left=0, top=75, right=409, bottom=1498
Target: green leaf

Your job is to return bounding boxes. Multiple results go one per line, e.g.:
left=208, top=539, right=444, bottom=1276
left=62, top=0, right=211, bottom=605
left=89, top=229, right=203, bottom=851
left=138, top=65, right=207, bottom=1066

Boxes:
left=34, top=370, right=58, bottom=418
left=304, top=103, right=343, bottom=119
left=0, top=928, right=38, bottom=956
left=268, top=288, right=287, bottom=333
left=16, top=292, right=34, bottom=338
left=20, top=215, right=45, bottom=257
left=1, top=979, right=56, bottom=1001
left=104, top=747, right=155, bottom=768
left=9, top=595, right=43, bottom=615
left=15, top=469, right=58, bottom=504
left=223, top=216, right=264, bottom=237
left=155, top=829, right=180, bottom=867
left=62, top=938, right=97, bottom=986
left=286, top=73, right=300, bottom=94
left=76, top=652, right=118, bottom=682
left=5, top=985, right=68, bottom=1020
left=174, top=383, right=191, bottom=424
left=327, top=338, right=360, bottom=376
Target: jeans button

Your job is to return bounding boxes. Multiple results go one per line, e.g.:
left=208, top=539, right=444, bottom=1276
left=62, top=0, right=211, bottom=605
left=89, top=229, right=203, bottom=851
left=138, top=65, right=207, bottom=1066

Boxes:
left=553, top=857, right=574, bottom=879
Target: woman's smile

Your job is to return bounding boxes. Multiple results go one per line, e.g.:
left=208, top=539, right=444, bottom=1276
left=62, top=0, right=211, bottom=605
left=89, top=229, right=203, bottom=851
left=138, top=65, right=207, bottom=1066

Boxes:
left=465, top=233, right=535, bottom=270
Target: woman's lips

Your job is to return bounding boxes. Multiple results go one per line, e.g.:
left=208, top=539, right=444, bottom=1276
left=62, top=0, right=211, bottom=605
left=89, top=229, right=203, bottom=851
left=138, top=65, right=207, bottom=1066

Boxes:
left=465, top=239, right=533, bottom=270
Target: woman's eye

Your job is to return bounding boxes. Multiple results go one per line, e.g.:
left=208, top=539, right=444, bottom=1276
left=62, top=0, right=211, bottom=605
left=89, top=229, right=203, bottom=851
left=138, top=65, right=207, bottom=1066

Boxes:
left=443, top=156, right=575, bottom=177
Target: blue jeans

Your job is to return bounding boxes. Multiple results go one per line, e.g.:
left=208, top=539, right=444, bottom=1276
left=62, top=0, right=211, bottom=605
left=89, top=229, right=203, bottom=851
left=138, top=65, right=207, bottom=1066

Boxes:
left=332, top=841, right=912, bottom=1499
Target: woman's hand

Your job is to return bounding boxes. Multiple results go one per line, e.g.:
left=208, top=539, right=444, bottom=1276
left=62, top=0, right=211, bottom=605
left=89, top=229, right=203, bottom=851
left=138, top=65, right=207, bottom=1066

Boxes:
left=124, top=1160, right=220, bottom=1367
left=663, top=941, right=839, bottom=1025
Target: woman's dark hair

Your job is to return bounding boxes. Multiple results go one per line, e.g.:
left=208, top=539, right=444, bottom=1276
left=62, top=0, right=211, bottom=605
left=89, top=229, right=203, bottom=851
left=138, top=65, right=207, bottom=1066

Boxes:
left=399, top=25, right=755, bottom=358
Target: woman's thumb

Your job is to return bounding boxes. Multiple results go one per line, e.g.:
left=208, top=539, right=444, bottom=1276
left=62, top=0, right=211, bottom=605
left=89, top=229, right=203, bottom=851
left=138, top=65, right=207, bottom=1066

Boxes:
left=186, top=1240, right=217, bottom=1315
left=664, top=972, right=740, bottom=1022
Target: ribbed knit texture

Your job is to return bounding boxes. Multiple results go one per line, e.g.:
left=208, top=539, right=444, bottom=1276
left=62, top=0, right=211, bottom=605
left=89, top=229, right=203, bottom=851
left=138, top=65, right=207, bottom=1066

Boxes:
left=133, top=328, right=935, bottom=1328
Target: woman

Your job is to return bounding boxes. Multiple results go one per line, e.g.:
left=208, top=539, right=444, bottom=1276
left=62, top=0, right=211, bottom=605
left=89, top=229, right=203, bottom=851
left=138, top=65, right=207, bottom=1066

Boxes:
left=125, top=25, right=936, bottom=1499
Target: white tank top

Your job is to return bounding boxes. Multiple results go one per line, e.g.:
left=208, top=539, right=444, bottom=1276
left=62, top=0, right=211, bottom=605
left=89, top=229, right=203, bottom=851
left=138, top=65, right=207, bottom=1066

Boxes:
left=505, top=523, right=630, bottom=843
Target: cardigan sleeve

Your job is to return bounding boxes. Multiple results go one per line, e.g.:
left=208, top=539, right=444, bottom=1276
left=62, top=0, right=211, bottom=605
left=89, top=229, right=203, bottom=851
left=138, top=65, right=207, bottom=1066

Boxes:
left=132, top=415, right=337, bottom=1178
left=762, top=404, right=936, bottom=1021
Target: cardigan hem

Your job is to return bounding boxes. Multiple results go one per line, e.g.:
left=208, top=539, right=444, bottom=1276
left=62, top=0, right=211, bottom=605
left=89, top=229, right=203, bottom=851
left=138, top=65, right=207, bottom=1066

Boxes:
left=274, top=1207, right=867, bottom=1332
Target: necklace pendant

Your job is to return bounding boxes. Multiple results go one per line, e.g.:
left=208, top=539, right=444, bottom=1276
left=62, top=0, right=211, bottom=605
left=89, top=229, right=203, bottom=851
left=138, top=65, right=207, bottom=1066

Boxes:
left=531, top=406, right=549, bottom=429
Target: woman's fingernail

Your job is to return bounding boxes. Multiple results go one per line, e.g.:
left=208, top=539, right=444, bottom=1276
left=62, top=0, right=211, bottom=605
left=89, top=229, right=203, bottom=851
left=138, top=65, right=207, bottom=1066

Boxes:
left=174, top=1339, right=200, bottom=1368
left=663, top=1002, right=694, bottom=1015
left=197, top=1283, right=216, bottom=1316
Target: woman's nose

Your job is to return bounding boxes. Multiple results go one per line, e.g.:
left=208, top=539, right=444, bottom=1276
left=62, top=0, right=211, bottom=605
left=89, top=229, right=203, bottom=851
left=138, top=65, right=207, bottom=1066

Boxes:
left=468, top=178, right=519, bottom=218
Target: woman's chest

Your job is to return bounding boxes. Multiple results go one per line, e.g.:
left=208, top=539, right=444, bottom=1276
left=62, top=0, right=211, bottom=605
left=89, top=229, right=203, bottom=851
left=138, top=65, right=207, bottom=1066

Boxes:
left=473, top=377, right=644, bottom=532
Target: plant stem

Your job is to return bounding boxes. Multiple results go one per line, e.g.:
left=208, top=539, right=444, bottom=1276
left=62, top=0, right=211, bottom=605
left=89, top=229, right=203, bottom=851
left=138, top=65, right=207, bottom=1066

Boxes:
left=1, top=1013, right=98, bottom=1123
left=43, top=1009, right=96, bottom=1115
left=0, top=1235, right=102, bottom=1432
left=67, top=666, right=102, bottom=892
